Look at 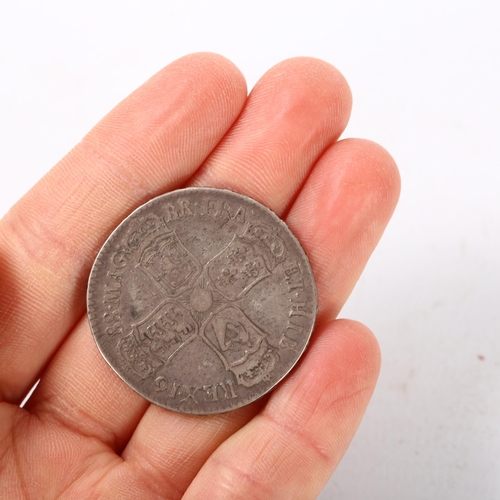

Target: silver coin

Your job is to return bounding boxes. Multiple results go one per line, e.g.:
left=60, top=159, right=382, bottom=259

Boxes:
left=87, top=188, right=317, bottom=414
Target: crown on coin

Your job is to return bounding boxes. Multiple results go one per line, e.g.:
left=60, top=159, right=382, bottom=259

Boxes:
left=229, top=340, right=280, bottom=387
left=131, top=220, right=202, bottom=296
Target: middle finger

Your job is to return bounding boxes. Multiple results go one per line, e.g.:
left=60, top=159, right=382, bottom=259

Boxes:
left=191, top=57, right=352, bottom=214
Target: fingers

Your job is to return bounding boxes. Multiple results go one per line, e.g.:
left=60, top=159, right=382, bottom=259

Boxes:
left=182, top=319, right=380, bottom=500
left=0, top=53, right=247, bottom=403
left=14, top=54, right=399, bottom=500
left=25, top=57, right=353, bottom=461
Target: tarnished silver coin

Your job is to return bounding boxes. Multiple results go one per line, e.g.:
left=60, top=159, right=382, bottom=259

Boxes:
left=87, top=188, right=317, bottom=414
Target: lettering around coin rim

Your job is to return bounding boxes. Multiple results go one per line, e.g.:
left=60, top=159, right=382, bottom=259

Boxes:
left=87, top=188, right=317, bottom=415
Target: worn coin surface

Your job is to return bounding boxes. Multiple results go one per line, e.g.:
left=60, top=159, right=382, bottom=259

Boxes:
left=87, top=188, right=317, bottom=414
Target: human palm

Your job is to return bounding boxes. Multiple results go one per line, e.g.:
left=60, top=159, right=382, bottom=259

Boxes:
left=0, top=54, right=399, bottom=499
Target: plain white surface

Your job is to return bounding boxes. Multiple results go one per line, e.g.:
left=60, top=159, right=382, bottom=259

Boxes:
left=1, top=1, right=499, bottom=498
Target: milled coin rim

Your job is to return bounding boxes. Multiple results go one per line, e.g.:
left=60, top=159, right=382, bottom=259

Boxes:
left=87, top=187, right=318, bottom=414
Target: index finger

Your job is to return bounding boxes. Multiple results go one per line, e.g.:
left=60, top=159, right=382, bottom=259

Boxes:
left=0, top=53, right=247, bottom=404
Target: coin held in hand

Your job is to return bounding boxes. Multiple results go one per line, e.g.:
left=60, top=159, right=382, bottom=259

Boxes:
left=87, top=188, right=317, bottom=414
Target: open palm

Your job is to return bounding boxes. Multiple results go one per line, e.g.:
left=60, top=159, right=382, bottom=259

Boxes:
left=0, top=53, right=399, bottom=499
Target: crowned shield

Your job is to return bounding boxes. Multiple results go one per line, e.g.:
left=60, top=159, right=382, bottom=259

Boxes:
left=118, top=333, right=163, bottom=379
left=201, top=306, right=279, bottom=387
left=207, top=236, right=271, bottom=301
left=137, top=229, right=202, bottom=296
left=135, top=300, right=197, bottom=361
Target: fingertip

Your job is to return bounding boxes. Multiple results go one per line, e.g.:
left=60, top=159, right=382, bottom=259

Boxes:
left=278, top=318, right=381, bottom=460
left=169, top=52, right=248, bottom=98
left=126, top=52, right=248, bottom=129
left=250, top=56, right=353, bottom=139
left=283, top=318, right=381, bottom=405
left=285, top=136, right=401, bottom=320
left=263, top=318, right=381, bottom=443
left=337, top=138, right=401, bottom=209
left=263, top=56, right=352, bottom=105
left=311, top=138, right=400, bottom=222
left=324, top=318, right=382, bottom=389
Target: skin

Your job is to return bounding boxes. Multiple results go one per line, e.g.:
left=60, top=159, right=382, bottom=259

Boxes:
left=0, top=53, right=400, bottom=499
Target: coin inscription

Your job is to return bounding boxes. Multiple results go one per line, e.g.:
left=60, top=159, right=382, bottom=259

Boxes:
left=87, top=188, right=317, bottom=414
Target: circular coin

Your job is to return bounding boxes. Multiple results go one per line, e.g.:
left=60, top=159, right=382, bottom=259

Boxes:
left=87, top=188, right=317, bottom=414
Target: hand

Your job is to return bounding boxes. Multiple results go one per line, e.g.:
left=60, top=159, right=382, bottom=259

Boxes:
left=0, top=53, right=399, bottom=499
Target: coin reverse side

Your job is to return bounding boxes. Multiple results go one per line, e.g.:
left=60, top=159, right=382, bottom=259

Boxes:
left=87, top=188, right=317, bottom=415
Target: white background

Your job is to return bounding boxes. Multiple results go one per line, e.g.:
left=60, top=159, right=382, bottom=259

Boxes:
left=1, top=1, right=499, bottom=498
